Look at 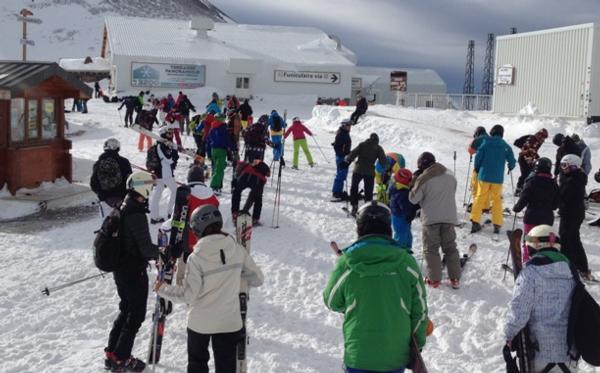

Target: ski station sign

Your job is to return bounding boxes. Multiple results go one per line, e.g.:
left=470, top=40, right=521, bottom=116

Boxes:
left=274, top=70, right=341, bottom=84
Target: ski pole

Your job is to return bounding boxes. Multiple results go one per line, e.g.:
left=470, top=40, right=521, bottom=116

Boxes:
left=117, top=107, right=124, bottom=126
left=453, top=150, right=457, bottom=176
left=509, top=171, right=515, bottom=196
left=271, top=159, right=283, bottom=228
left=311, top=136, right=331, bottom=164
left=462, top=155, right=472, bottom=207
left=42, top=272, right=106, bottom=296
left=502, top=212, right=519, bottom=281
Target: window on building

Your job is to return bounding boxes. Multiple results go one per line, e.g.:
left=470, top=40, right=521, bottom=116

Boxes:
left=10, top=98, right=25, bottom=142
left=236, top=77, right=250, bottom=89
left=42, top=99, right=57, bottom=139
left=27, top=99, right=39, bottom=140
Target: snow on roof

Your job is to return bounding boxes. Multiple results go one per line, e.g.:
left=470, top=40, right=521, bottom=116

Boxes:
left=104, top=16, right=356, bottom=66
left=356, top=66, right=446, bottom=89
left=59, top=57, right=111, bottom=72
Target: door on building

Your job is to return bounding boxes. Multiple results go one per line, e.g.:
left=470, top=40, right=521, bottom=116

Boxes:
left=235, top=76, right=251, bottom=99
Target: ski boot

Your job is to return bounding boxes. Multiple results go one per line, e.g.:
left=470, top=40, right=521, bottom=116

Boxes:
left=252, top=219, right=262, bottom=227
left=291, top=165, right=299, bottom=170
left=470, top=221, right=482, bottom=233
left=581, top=271, right=597, bottom=282
left=450, top=279, right=460, bottom=290
left=590, top=217, right=600, bottom=227
left=425, top=278, right=441, bottom=288
left=350, top=205, right=358, bottom=218
left=108, top=355, right=146, bottom=372
left=150, top=217, right=165, bottom=225
left=493, top=225, right=501, bottom=234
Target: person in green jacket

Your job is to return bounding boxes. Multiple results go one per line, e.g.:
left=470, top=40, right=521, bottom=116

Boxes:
left=323, top=201, right=429, bottom=373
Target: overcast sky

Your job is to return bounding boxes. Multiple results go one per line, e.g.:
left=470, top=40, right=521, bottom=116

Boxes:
left=211, top=0, right=600, bottom=93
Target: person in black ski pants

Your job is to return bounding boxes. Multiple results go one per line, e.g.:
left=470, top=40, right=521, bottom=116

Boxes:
left=105, top=171, right=159, bottom=372
left=350, top=95, right=368, bottom=124
left=558, top=154, right=595, bottom=281
left=118, top=96, right=138, bottom=127
left=231, top=160, right=270, bottom=226
left=331, top=119, right=352, bottom=200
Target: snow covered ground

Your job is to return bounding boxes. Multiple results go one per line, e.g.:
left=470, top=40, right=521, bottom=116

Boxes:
left=2, top=96, right=600, bottom=372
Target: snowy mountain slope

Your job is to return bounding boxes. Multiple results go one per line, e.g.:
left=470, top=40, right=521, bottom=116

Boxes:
left=1, top=96, right=600, bottom=372
left=0, top=0, right=232, bottom=61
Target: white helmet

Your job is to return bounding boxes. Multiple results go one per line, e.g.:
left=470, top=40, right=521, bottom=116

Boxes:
left=560, top=154, right=582, bottom=170
left=126, top=171, right=155, bottom=199
left=524, top=224, right=560, bottom=251
left=104, top=138, right=120, bottom=151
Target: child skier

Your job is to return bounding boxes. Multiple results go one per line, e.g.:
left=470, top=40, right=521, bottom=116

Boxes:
left=284, top=117, right=314, bottom=169
left=388, top=168, right=417, bottom=249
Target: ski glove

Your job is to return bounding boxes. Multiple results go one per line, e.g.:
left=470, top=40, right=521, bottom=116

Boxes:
left=339, top=160, right=350, bottom=169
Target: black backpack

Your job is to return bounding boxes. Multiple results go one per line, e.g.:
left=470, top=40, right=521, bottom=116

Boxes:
left=146, top=144, right=160, bottom=172
left=271, top=116, right=282, bottom=132
left=567, top=268, right=600, bottom=366
left=93, top=157, right=122, bottom=192
left=93, top=208, right=123, bottom=272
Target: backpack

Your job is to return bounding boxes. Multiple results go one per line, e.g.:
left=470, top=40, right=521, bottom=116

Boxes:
left=271, top=116, right=282, bottom=132
left=93, top=208, right=123, bottom=272
left=146, top=144, right=160, bottom=172
left=94, top=157, right=122, bottom=191
left=513, top=135, right=530, bottom=149
left=567, top=269, right=600, bottom=366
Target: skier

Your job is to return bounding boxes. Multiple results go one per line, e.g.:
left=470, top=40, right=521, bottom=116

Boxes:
left=105, top=171, right=158, bottom=373
left=467, top=126, right=490, bottom=211
left=206, top=116, right=231, bottom=195
left=374, top=152, right=405, bottom=205
left=243, top=114, right=269, bottom=163
left=558, top=154, right=595, bottom=281
left=226, top=95, right=240, bottom=111
left=136, top=104, right=159, bottom=152
left=231, top=160, right=271, bottom=226
left=388, top=168, right=417, bottom=248
left=512, top=157, right=559, bottom=262
left=165, top=108, right=184, bottom=147
left=552, top=133, right=581, bottom=181
left=284, top=116, right=314, bottom=170
left=155, top=204, right=264, bottom=373
left=268, top=110, right=287, bottom=163
left=90, top=138, right=133, bottom=217
left=117, top=96, right=137, bottom=127
left=175, top=94, right=196, bottom=136
left=470, top=124, right=516, bottom=234
left=323, top=201, right=428, bottom=372
left=513, top=128, right=548, bottom=196
left=504, top=225, right=576, bottom=373
left=149, top=127, right=179, bottom=224
left=331, top=119, right=352, bottom=201
left=94, top=81, right=101, bottom=98
left=350, top=94, right=368, bottom=124
left=342, top=133, right=387, bottom=216
left=205, top=93, right=222, bottom=115
left=226, top=108, right=242, bottom=162
left=571, top=134, right=592, bottom=176
left=409, top=152, right=461, bottom=288
left=238, top=98, right=253, bottom=130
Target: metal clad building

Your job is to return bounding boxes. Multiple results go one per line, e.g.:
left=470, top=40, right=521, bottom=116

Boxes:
left=493, top=23, right=600, bottom=121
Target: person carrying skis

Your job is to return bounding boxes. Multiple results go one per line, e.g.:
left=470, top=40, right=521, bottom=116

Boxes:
left=323, top=201, right=428, bottom=373
left=350, top=94, right=368, bottom=124
left=552, top=133, right=581, bottom=182
left=105, top=171, right=158, bottom=373
left=504, top=225, right=576, bottom=373
left=155, top=204, right=264, bottom=373
left=409, top=152, right=461, bottom=289
left=571, top=134, right=592, bottom=176
left=467, top=126, right=490, bottom=211
left=231, top=160, right=271, bottom=226
left=331, top=119, right=352, bottom=201
left=117, top=96, right=137, bottom=127
left=238, top=98, right=253, bottom=130
left=206, top=116, right=231, bottom=195
left=90, top=138, right=133, bottom=217
left=470, top=124, right=516, bottom=235
left=165, top=108, right=184, bottom=147
left=389, top=168, right=417, bottom=249
left=243, top=114, right=269, bottom=163
left=513, top=128, right=549, bottom=196
left=268, top=110, right=287, bottom=163
left=342, top=133, right=388, bottom=216
left=558, top=154, right=595, bottom=281
left=136, top=103, right=159, bottom=152
left=149, top=127, right=179, bottom=224
left=284, top=116, right=315, bottom=170
left=512, top=157, right=559, bottom=262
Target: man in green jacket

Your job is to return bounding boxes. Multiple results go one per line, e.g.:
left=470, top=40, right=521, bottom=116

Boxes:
left=323, top=201, right=428, bottom=372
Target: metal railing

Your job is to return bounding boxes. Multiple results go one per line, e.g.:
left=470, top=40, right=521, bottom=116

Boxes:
left=394, top=93, right=493, bottom=111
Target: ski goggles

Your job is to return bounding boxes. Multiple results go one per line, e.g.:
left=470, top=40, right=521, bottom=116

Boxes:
left=524, top=233, right=561, bottom=250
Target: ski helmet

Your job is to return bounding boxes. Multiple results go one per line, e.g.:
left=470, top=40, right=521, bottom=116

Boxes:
left=159, top=125, right=172, bottom=138
left=187, top=165, right=205, bottom=183
left=473, top=126, right=487, bottom=138
left=356, top=200, right=392, bottom=237
left=535, top=128, right=548, bottom=140
left=104, top=138, right=120, bottom=151
left=189, top=205, right=223, bottom=237
left=490, top=124, right=504, bottom=138
left=258, top=114, right=269, bottom=124
left=524, top=224, right=560, bottom=251
left=552, top=133, right=564, bottom=146
left=534, top=157, right=552, bottom=174
left=417, top=152, right=436, bottom=171
left=560, top=154, right=582, bottom=171
left=126, top=171, right=155, bottom=199
left=369, top=133, right=379, bottom=144
left=394, top=168, right=413, bottom=186
left=571, top=133, right=581, bottom=143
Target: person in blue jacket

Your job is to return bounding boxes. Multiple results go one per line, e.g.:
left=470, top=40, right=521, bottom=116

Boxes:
left=388, top=168, right=417, bottom=248
left=206, top=119, right=231, bottom=195
left=268, top=110, right=287, bottom=162
left=470, top=124, right=516, bottom=234
left=205, top=96, right=222, bottom=116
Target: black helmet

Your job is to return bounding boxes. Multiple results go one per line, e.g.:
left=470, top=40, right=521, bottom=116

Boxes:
left=189, top=205, right=223, bottom=237
left=473, top=126, right=487, bottom=138
left=356, top=201, right=392, bottom=237
left=417, top=152, right=436, bottom=171
left=187, top=165, right=205, bottom=183
left=552, top=133, right=565, bottom=147
left=490, top=124, right=504, bottom=138
left=534, top=157, right=552, bottom=174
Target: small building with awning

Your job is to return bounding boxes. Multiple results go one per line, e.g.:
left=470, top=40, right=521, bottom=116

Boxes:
left=0, top=61, right=92, bottom=194
left=59, top=56, right=111, bottom=83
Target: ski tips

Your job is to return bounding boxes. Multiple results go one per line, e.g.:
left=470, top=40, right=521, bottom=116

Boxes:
left=41, top=287, right=50, bottom=296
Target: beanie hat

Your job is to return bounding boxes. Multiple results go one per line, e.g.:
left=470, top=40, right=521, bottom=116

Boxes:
left=490, top=124, right=504, bottom=138
left=535, top=128, right=548, bottom=140
left=187, top=165, right=205, bottom=183
left=552, top=133, right=564, bottom=146
left=394, top=168, right=413, bottom=186
left=417, top=152, right=436, bottom=170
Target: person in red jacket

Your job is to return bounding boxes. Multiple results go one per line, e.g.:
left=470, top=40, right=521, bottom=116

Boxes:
left=284, top=117, right=315, bottom=170
left=165, top=108, right=184, bottom=147
left=231, top=160, right=270, bottom=226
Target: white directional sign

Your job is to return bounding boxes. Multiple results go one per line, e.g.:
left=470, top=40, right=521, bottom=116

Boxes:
left=274, top=70, right=341, bottom=84
left=16, top=16, right=42, bottom=24
left=20, top=38, right=35, bottom=46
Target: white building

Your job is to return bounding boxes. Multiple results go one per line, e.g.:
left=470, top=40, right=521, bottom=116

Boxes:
left=101, top=16, right=357, bottom=99
left=493, top=23, right=600, bottom=122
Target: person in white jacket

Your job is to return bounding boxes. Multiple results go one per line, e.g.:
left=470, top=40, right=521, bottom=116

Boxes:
left=149, top=126, right=179, bottom=224
left=155, top=204, right=263, bottom=373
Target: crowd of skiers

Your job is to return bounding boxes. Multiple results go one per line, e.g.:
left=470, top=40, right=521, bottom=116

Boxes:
left=89, top=91, right=600, bottom=373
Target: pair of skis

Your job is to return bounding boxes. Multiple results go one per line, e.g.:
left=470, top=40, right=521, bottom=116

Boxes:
left=130, top=124, right=197, bottom=158
left=235, top=212, right=253, bottom=373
